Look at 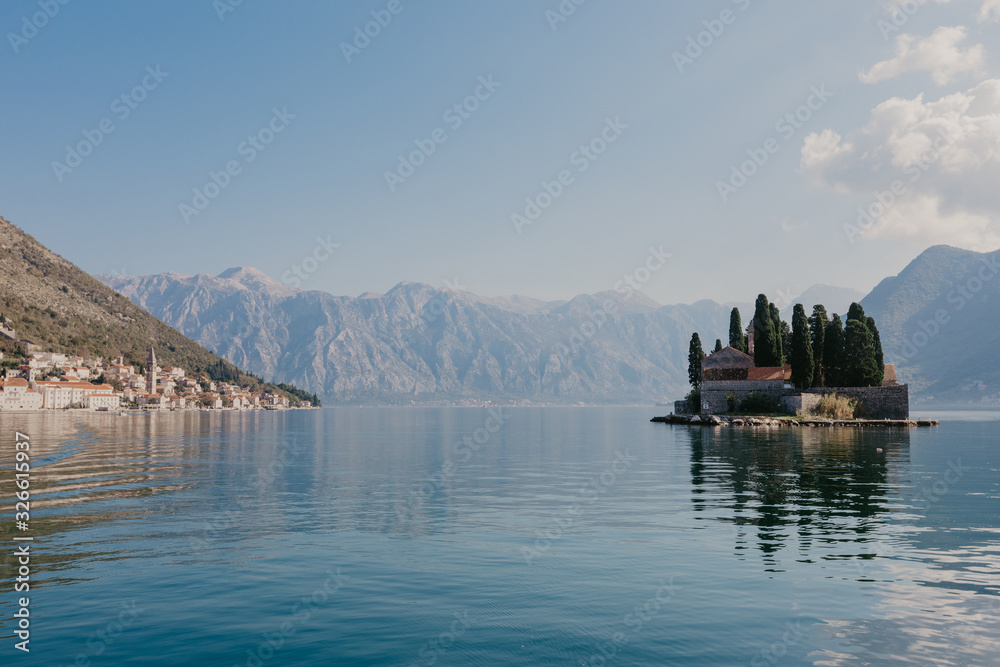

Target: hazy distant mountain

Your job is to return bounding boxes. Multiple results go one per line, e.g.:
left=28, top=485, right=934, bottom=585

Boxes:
left=780, top=284, right=866, bottom=320
left=98, top=244, right=1000, bottom=405
left=98, top=270, right=735, bottom=404
left=861, top=245, right=1000, bottom=402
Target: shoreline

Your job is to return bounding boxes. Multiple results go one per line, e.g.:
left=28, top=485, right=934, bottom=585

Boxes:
left=0, top=406, right=321, bottom=415
left=651, top=414, right=939, bottom=428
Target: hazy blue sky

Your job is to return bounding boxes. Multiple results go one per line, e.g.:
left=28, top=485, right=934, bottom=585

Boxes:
left=2, top=0, right=998, bottom=305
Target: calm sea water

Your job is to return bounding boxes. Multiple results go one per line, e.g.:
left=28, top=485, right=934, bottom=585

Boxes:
left=1, top=407, right=998, bottom=666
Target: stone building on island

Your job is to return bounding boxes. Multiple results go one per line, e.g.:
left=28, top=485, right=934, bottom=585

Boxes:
left=692, top=345, right=909, bottom=420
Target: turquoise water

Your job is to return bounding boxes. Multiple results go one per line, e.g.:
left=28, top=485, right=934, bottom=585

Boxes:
left=1, top=408, right=998, bottom=665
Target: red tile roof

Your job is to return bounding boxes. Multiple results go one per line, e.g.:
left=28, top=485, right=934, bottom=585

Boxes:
left=747, top=367, right=785, bottom=381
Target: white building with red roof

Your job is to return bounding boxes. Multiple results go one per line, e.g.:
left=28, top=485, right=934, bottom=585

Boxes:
left=35, top=379, right=120, bottom=410
left=0, top=378, right=43, bottom=411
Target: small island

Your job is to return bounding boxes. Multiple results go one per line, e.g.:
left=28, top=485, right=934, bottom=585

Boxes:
left=654, top=295, right=938, bottom=428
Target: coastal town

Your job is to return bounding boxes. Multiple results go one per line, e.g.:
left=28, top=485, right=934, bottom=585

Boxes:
left=0, top=342, right=314, bottom=412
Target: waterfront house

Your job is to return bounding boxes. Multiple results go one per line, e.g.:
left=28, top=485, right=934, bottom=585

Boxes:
left=0, top=378, right=43, bottom=411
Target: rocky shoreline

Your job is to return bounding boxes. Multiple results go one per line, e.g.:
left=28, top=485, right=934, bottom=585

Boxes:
left=650, top=414, right=939, bottom=428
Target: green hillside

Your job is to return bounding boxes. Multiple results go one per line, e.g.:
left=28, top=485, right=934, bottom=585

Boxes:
left=0, top=216, right=317, bottom=405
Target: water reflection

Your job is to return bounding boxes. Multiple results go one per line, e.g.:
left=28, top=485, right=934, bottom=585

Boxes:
left=0, top=409, right=996, bottom=665
left=684, top=424, right=1000, bottom=664
left=688, top=426, right=912, bottom=567
left=0, top=412, right=276, bottom=586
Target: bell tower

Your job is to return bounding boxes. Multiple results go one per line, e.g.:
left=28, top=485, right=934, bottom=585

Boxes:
left=146, top=347, right=157, bottom=394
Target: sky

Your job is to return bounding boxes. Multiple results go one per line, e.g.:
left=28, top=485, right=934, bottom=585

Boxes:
left=2, top=0, right=999, bottom=306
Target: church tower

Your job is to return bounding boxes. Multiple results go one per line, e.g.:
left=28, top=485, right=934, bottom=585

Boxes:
left=146, top=347, right=157, bottom=394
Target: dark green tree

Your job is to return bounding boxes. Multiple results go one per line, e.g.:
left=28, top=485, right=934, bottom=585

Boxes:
left=728, top=308, right=746, bottom=353
left=688, top=333, right=705, bottom=388
left=843, top=317, right=880, bottom=387
left=847, top=302, right=866, bottom=324
left=809, top=305, right=829, bottom=386
left=790, top=304, right=814, bottom=389
left=753, top=295, right=780, bottom=367
left=867, top=316, right=885, bottom=386
left=824, top=315, right=845, bottom=387
left=840, top=302, right=880, bottom=387
left=778, top=317, right=791, bottom=366
left=714, top=339, right=724, bottom=354
left=769, top=303, right=787, bottom=365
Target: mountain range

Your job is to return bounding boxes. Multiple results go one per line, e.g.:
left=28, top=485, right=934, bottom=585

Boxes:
left=99, top=269, right=728, bottom=404
left=96, top=244, right=1000, bottom=405
left=861, top=245, right=1000, bottom=402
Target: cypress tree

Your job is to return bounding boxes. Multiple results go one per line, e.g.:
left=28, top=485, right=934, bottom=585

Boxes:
left=770, top=303, right=786, bottom=365
left=688, top=333, right=705, bottom=388
left=841, top=303, right=880, bottom=387
left=809, top=305, right=829, bottom=386
left=779, top=318, right=791, bottom=366
left=847, top=302, right=866, bottom=324
left=824, top=315, right=845, bottom=387
left=753, top=295, right=779, bottom=367
left=867, top=316, right=885, bottom=386
left=728, top=308, right=746, bottom=353
left=714, top=339, right=724, bottom=354
left=843, top=317, right=879, bottom=387
left=790, top=304, right=814, bottom=390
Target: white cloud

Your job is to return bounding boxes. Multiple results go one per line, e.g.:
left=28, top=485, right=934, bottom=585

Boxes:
left=860, top=26, right=985, bottom=85
left=979, top=0, right=1000, bottom=22
left=863, top=194, right=1000, bottom=249
left=801, top=80, right=1000, bottom=249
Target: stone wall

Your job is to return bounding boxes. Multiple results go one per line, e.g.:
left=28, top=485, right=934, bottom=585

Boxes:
left=781, top=393, right=821, bottom=415
left=803, top=385, right=909, bottom=420
left=701, top=379, right=787, bottom=414
left=693, top=381, right=910, bottom=419
left=702, top=380, right=786, bottom=393
left=674, top=399, right=692, bottom=415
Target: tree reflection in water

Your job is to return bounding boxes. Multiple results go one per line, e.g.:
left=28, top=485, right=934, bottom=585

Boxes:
left=687, top=426, right=912, bottom=568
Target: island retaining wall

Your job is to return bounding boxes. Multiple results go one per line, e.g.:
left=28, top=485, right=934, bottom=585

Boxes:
left=803, top=385, right=909, bottom=420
